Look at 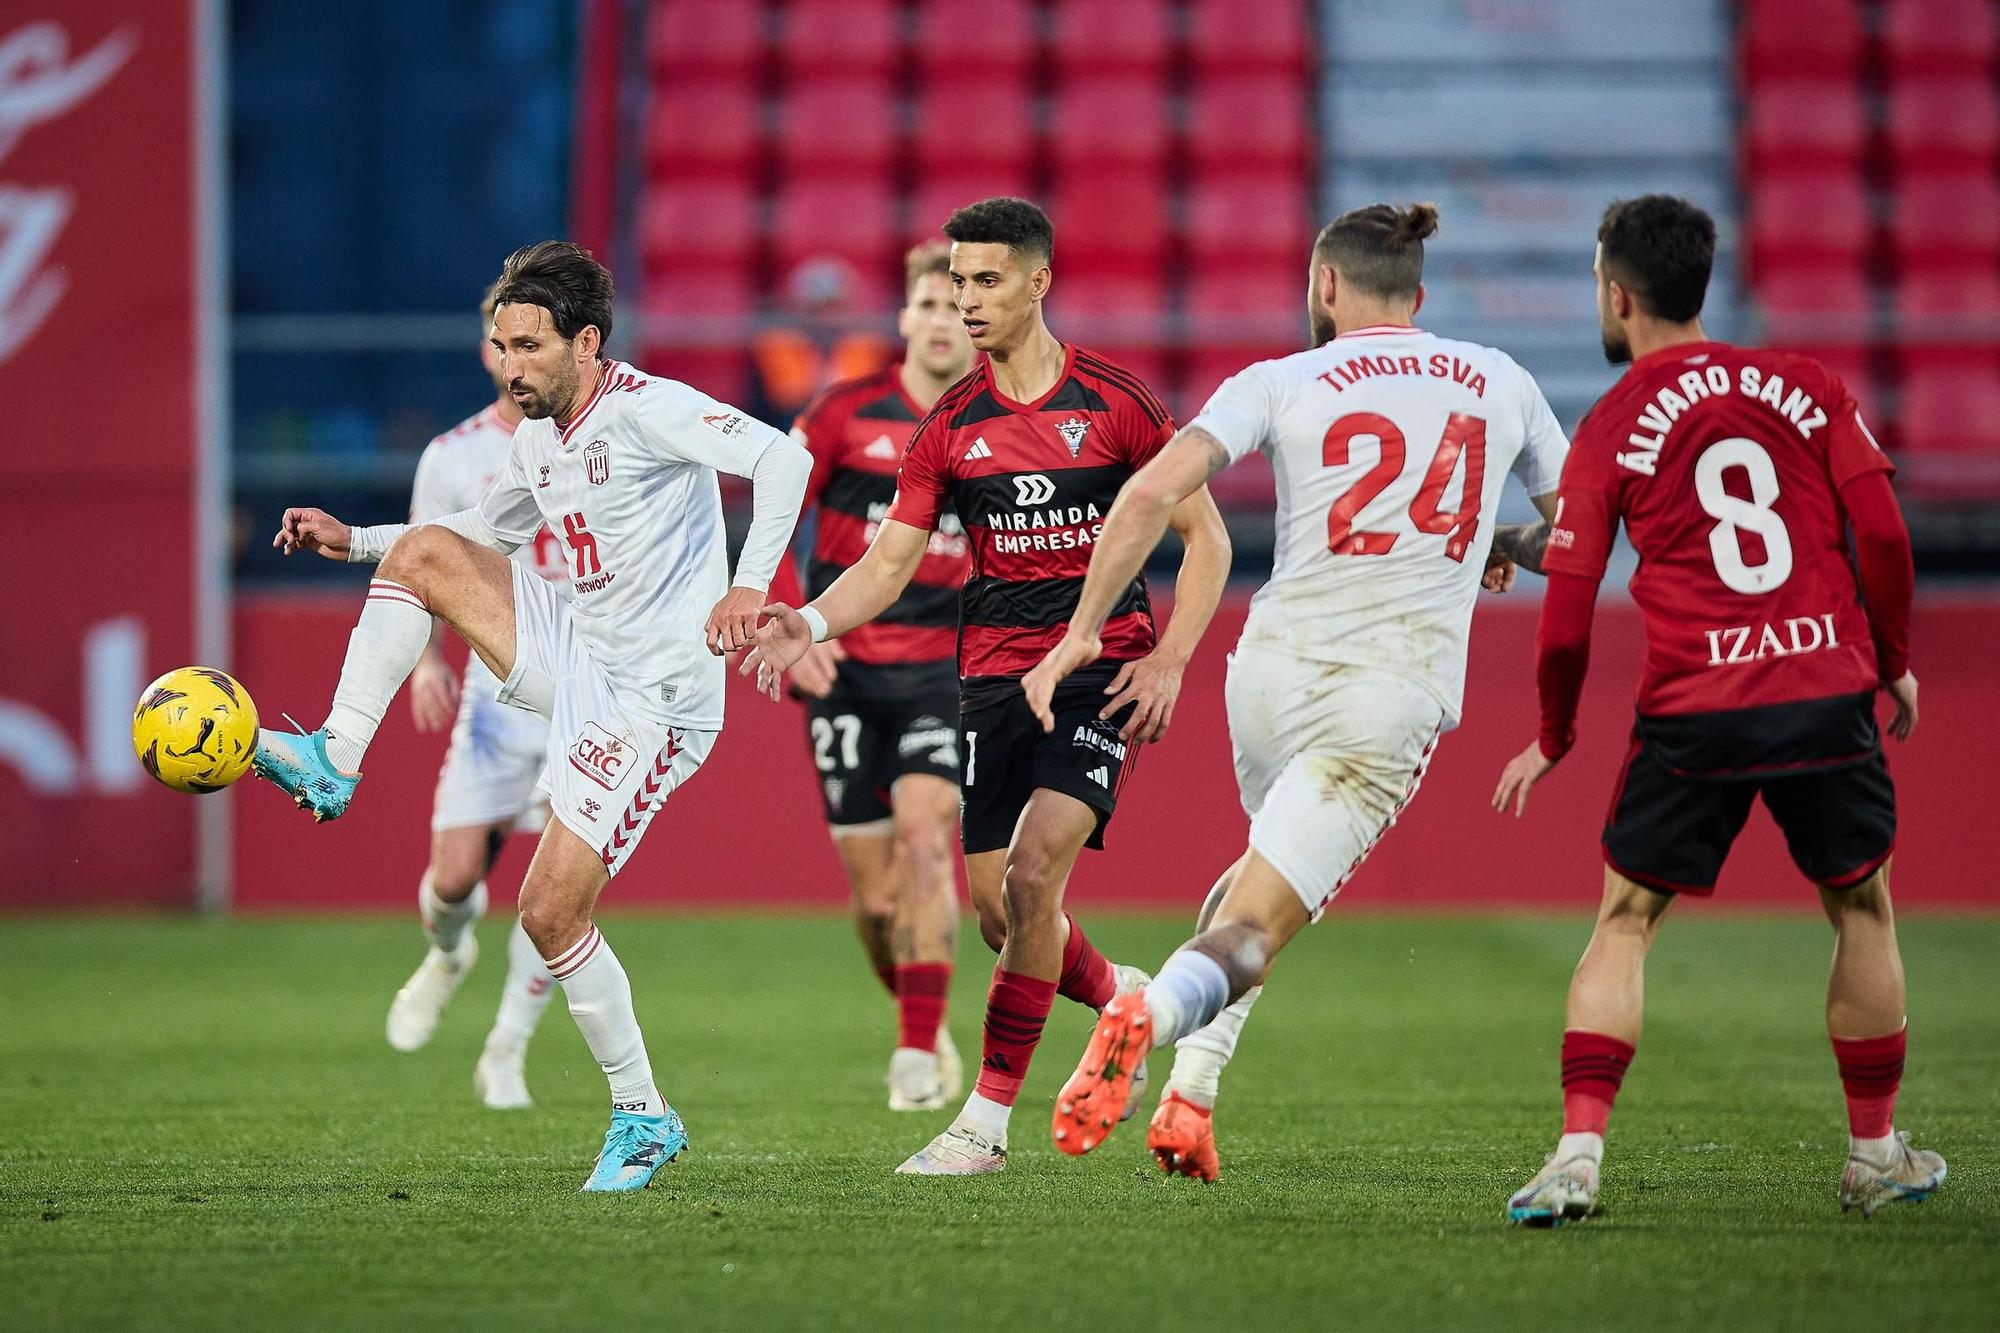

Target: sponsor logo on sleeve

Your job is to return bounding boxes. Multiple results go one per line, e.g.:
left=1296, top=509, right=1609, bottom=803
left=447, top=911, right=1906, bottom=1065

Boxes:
left=702, top=411, right=748, bottom=438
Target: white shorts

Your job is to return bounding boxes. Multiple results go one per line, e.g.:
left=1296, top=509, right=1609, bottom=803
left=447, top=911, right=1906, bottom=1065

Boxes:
left=495, top=564, right=717, bottom=876
left=1225, top=643, right=1444, bottom=920
left=431, top=662, right=552, bottom=834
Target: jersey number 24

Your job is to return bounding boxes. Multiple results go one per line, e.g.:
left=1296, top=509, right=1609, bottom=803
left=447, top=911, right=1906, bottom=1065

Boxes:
left=1323, top=412, right=1486, bottom=562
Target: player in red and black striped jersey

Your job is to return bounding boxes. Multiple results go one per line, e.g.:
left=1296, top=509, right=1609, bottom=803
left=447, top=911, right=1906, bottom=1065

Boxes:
left=766, top=243, right=975, bottom=1113
left=748, top=198, right=1231, bottom=1175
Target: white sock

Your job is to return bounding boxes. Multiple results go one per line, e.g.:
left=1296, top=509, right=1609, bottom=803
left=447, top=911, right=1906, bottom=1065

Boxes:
left=1167, top=984, right=1262, bottom=1109
left=544, top=924, right=665, bottom=1117
left=959, top=1091, right=1012, bottom=1143
left=485, top=918, right=556, bottom=1055
left=321, top=579, right=432, bottom=772
left=420, top=874, right=486, bottom=957
left=1143, top=949, right=1232, bottom=1047
left=1557, top=1131, right=1605, bottom=1165
left=1851, top=1131, right=1899, bottom=1164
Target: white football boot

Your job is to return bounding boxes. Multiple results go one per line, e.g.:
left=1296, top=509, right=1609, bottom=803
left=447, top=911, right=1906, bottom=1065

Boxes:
left=1112, top=963, right=1152, bottom=1122
left=896, top=1118, right=1008, bottom=1175
left=1840, top=1132, right=1947, bottom=1217
left=386, top=939, right=478, bottom=1053
left=1507, top=1148, right=1601, bottom=1226
left=474, top=1045, right=533, bottom=1110
left=887, top=1047, right=949, bottom=1112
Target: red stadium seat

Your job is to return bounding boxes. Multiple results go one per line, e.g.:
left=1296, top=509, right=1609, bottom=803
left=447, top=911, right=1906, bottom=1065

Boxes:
left=647, top=0, right=765, bottom=80
left=1896, top=361, right=2000, bottom=455
left=640, top=179, right=758, bottom=266
left=642, top=263, right=757, bottom=319
left=772, top=178, right=898, bottom=283
left=777, top=78, right=899, bottom=177
left=913, top=0, right=1034, bottom=78
left=780, top=0, right=900, bottom=79
left=1185, top=175, right=1312, bottom=267
left=912, top=80, right=1034, bottom=174
left=1049, top=77, right=1171, bottom=169
left=1891, top=266, right=2000, bottom=375
left=1882, top=0, right=1998, bottom=77
left=1886, top=78, right=2000, bottom=170
left=1049, top=0, right=1174, bottom=75
left=1747, top=172, right=1874, bottom=276
left=1188, top=76, right=1315, bottom=173
left=1051, top=170, right=1170, bottom=271
left=1053, top=271, right=1171, bottom=323
left=641, top=347, right=752, bottom=405
left=1186, top=265, right=1304, bottom=349
left=909, top=171, right=1035, bottom=241
left=1743, top=81, right=1869, bottom=172
left=646, top=77, right=762, bottom=181
left=1740, top=0, right=1866, bottom=81
left=1187, top=0, right=1314, bottom=77
left=1756, top=265, right=1874, bottom=335
left=1888, top=173, right=2000, bottom=272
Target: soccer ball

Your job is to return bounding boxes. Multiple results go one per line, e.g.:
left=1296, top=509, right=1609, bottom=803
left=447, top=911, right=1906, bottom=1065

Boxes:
left=132, top=667, right=260, bottom=794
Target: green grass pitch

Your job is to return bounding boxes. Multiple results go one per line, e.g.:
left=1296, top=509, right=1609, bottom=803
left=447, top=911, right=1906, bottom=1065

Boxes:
left=3, top=912, right=1996, bottom=1330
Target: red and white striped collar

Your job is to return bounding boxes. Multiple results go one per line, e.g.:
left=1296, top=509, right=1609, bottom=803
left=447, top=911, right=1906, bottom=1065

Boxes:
left=558, top=359, right=620, bottom=444
left=1335, top=324, right=1421, bottom=339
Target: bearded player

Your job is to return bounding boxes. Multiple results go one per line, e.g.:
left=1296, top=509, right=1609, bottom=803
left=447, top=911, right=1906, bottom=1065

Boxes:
left=383, top=283, right=568, bottom=1110
left=1493, top=196, right=1940, bottom=1225
left=252, top=241, right=811, bottom=1191
left=747, top=198, right=1232, bottom=1174
left=768, top=243, right=975, bottom=1111
left=1030, top=203, right=1569, bottom=1176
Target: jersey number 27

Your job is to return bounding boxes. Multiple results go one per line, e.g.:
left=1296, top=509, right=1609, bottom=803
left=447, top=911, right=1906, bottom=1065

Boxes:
left=1323, top=411, right=1486, bottom=562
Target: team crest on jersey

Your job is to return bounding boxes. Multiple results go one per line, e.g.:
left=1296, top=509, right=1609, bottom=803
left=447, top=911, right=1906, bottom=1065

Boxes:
left=1055, top=416, right=1090, bottom=457
left=585, top=439, right=609, bottom=486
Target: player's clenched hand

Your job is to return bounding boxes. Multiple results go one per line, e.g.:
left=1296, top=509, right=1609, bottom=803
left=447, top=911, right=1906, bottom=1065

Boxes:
left=273, top=507, right=351, bottom=561
left=409, top=657, right=460, bottom=733
left=740, top=603, right=814, bottom=701
left=1885, top=670, right=1919, bottom=742
left=1102, top=651, right=1184, bottom=744
left=1023, top=631, right=1102, bottom=733
left=1492, top=741, right=1556, bottom=818
left=1482, top=554, right=1516, bottom=593
left=705, top=586, right=766, bottom=655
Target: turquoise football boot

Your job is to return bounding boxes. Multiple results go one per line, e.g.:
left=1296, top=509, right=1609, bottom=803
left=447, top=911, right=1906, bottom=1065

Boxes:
left=250, top=722, right=359, bottom=822
left=581, top=1108, right=688, bottom=1193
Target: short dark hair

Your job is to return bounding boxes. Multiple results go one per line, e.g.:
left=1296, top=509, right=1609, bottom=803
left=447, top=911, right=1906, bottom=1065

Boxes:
left=1313, top=202, right=1439, bottom=300
left=492, top=240, right=614, bottom=347
left=1597, top=195, right=1715, bottom=323
left=943, top=197, right=1053, bottom=265
left=904, top=240, right=951, bottom=296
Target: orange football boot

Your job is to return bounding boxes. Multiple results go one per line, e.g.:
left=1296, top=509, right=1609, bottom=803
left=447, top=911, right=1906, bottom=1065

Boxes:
left=1052, top=991, right=1155, bottom=1155
left=1147, top=1091, right=1219, bottom=1182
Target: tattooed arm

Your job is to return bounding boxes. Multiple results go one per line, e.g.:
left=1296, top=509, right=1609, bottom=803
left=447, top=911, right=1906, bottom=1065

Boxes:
left=1483, top=491, right=1562, bottom=585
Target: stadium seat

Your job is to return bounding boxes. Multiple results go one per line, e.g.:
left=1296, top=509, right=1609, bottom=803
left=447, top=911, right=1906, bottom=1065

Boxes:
left=1891, top=266, right=2000, bottom=374
left=1186, top=0, right=1314, bottom=77
left=909, top=171, right=1035, bottom=240
left=1897, top=361, right=2000, bottom=455
left=646, top=77, right=762, bottom=181
left=776, top=78, right=899, bottom=177
left=1886, top=78, right=2000, bottom=170
left=641, top=263, right=757, bottom=320
left=772, top=179, right=897, bottom=283
left=640, top=179, right=758, bottom=266
left=1743, top=81, right=1869, bottom=172
left=641, top=346, right=752, bottom=405
left=1054, top=271, right=1171, bottom=324
left=1756, top=266, right=1874, bottom=346
left=1882, top=0, right=1998, bottom=77
left=912, top=80, right=1033, bottom=174
left=913, top=0, right=1034, bottom=78
left=1746, top=172, right=1873, bottom=276
left=1888, top=173, right=2000, bottom=272
left=647, top=0, right=764, bottom=80
left=1188, top=76, right=1315, bottom=174
left=1049, top=0, right=1174, bottom=76
left=1740, top=0, right=1866, bottom=81
left=1051, top=170, right=1170, bottom=271
left=780, top=0, right=900, bottom=79
left=1185, top=175, right=1312, bottom=268
left=1186, top=265, right=1304, bottom=350
left=1049, top=77, right=1171, bottom=169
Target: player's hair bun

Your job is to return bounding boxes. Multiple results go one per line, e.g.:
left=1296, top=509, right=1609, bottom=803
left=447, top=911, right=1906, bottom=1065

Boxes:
left=1387, top=203, right=1440, bottom=251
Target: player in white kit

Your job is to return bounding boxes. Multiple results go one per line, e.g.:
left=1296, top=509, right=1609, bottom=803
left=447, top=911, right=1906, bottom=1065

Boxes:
left=1028, top=204, right=1568, bottom=1175
left=252, top=242, right=812, bottom=1191
left=380, top=284, right=572, bottom=1111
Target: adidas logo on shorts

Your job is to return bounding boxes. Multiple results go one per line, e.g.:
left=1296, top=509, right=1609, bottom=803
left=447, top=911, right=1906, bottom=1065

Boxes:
left=963, top=438, right=993, bottom=462
left=1086, top=765, right=1110, bottom=788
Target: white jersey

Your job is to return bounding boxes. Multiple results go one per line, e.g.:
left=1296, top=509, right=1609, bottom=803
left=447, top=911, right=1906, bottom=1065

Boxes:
left=1189, top=325, right=1569, bottom=724
left=410, top=404, right=566, bottom=697
left=475, top=360, right=796, bottom=731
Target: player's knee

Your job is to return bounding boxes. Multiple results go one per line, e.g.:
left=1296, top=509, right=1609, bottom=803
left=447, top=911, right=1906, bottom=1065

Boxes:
left=1822, top=864, right=1893, bottom=926
left=379, top=523, right=459, bottom=590
left=972, top=900, right=1008, bottom=952
left=428, top=859, right=483, bottom=901
left=892, top=812, right=952, bottom=892
left=1000, top=851, right=1065, bottom=927
left=517, top=893, right=586, bottom=959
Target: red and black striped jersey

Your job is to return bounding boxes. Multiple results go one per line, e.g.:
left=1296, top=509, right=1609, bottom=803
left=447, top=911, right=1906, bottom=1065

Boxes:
left=887, top=344, right=1176, bottom=689
left=780, top=363, right=969, bottom=666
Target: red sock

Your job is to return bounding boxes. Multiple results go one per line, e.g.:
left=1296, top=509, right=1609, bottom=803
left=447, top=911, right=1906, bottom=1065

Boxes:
left=1561, top=1029, right=1636, bottom=1136
left=1057, top=913, right=1116, bottom=1010
left=973, top=968, right=1057, bottom=1106
left=874, top=962, right=896, bottom=997
left=1833, top=1028, right=1906, bottom=1138
left=895, top=962, right=951, bottom=1053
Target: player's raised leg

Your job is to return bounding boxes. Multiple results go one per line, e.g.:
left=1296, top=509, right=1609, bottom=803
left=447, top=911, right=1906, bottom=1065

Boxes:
left=255, top=524, right=518, bottom=820
left=386, top=824, right=496, bottom=1052
left=1823, top=863, right=1946, bottom=1215
left=885, top=773, right=963, bottom=1110
left=1506, top=870, right=1666, bottom=1226
left=1152, top=856, right=1252, bottom=1181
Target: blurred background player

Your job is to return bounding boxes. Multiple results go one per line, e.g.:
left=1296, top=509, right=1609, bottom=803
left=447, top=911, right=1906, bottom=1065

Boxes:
left=1493, top=196, right=1939, bottom=1225
left=1030, top=203, right=1568, bottom=1175
left=381, top=283, right=567, bottom=1110
left=747, top=198, right=1232, bottom=1175
left=256, top=241, right=812, bottom=1190
left=767, top=243, right=975, bottom=1112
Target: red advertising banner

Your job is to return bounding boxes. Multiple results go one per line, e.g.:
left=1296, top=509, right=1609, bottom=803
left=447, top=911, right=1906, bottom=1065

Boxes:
left=0, top=5, right=214, bottom=907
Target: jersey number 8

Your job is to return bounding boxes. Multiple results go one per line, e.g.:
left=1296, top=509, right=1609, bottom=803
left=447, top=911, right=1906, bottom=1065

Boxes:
left=1694, top=437, right=1793, bottom=595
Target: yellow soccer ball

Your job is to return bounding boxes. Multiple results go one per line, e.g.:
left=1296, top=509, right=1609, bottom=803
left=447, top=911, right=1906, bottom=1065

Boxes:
left=132, top=667, right=260, bottom=794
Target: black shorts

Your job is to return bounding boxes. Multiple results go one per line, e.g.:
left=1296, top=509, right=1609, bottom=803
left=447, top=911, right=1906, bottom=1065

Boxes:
left=803, top=660, right=961, bottom=828
left=1602, top=693, right=1896, bottom=896
left=959, top=667, right=1139, bottom=856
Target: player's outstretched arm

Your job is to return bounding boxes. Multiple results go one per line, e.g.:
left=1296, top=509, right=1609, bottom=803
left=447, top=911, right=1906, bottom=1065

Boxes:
left=741, top=518, right=930, bottom=700
left=1492, top=568, right=1600, bottom=817
left=707, top=431, right=813, bottom=654
left=272, top=507, right=353, bottom=561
